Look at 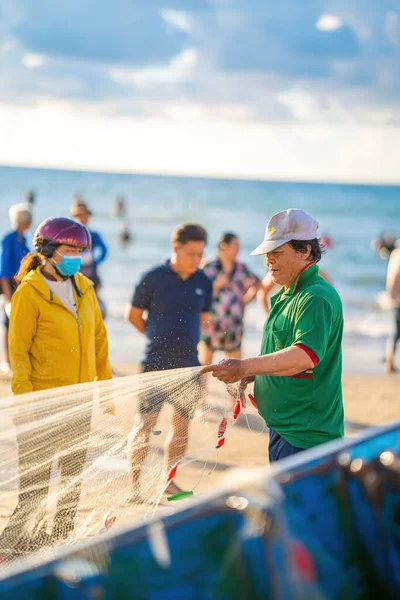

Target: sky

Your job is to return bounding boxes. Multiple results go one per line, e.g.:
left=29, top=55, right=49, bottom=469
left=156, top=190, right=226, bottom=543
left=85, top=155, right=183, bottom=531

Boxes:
left=0, top=1, right=399, bottom=183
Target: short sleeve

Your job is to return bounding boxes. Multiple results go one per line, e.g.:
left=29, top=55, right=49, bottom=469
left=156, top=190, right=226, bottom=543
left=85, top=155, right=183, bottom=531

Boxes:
left=202, top=262, right=217, bottom=282
left=241, top=264, right=260, bottom=292
left=0, top=236, right=12, bottom=279
left=202, top=278, right=213, bottom=313
left=131, top=273, right=153, bottom=310
left=91, top=232, right=108, bottom=265
left=292, top=295, right=333, bottom=363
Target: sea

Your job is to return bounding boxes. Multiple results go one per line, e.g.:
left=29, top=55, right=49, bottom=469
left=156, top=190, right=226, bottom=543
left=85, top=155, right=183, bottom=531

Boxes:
left=0, top=165, right=398, bottom=375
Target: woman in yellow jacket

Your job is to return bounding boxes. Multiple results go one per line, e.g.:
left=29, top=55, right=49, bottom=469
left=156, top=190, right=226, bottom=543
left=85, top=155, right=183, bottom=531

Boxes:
left=10, top=216, right=111, bottom=393
left=2, top=217, right=112, bottom=556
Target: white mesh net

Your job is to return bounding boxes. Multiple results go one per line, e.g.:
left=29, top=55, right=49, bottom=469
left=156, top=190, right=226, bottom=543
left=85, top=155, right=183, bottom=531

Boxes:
left=0, top=368, right=265, bottom=571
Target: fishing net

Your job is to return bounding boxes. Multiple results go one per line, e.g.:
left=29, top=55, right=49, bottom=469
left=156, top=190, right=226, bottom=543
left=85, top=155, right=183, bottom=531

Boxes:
left=0, top=367, right=265, bottom=572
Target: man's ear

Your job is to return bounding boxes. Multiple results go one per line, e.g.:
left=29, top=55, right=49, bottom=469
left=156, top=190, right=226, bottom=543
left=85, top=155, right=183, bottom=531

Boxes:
left=298, top=244, right=312, bottom=262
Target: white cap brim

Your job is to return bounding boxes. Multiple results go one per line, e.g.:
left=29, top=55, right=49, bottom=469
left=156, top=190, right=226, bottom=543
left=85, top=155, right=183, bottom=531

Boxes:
left=250, top=239, right=288, bottom=256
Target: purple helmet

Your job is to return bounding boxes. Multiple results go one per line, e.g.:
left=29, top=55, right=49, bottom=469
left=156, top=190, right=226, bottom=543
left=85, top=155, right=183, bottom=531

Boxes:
left=33, top=217, right=92, bottom=258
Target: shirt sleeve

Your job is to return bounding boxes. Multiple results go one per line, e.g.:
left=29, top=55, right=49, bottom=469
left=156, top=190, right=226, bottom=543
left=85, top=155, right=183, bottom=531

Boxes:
left=92, top=232, right=108, bottom=266
left=241, top=264, right=260, bottom=292
left=0, top=236, right=13, bottom=279
left=202, top=278, right=213, bottom=313
left=131, top=273, right=153, bottom=310
left=9, top=285, right=37, bottom=394
left=294, top=344, right=319, bottom=366
left=202, top=262, right=216, bottom=282
left=291, top=294, right=333, bottom=363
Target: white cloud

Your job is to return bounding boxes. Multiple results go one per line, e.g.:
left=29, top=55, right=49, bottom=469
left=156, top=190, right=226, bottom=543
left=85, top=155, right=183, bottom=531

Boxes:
left=22, top=53, right=45, bottom=68
left=109, top=48, right=198, bottom=87
left=161, top=9, right=192, bottom=32
left=277, top=90, right=320, bottom=122
left=163, top=102, right=208, bottom=122
left=161, top=100, right=251, bottom=122
left=385, top=11, right=400, bottom=47
left=0, top=1, right=399, bottom=182
left=315, top=14, right=342, bottom=32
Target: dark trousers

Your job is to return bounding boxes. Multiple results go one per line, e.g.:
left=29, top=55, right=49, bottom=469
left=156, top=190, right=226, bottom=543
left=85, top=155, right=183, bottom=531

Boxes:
left=268, top=429, right=305, bottom=463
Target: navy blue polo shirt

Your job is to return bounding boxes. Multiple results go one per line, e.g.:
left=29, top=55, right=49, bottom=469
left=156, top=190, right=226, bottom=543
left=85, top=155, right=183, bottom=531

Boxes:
left=131, top=261, right=212, bottom=371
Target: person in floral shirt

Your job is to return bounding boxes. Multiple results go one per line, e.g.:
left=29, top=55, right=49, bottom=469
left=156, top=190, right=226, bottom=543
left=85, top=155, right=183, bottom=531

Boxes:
left=199, top=233, right=261, bottom=365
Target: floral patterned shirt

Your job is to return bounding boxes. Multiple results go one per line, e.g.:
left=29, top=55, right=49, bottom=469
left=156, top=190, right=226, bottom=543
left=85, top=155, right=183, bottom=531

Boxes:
left=201, top=259, right=260, bottom=351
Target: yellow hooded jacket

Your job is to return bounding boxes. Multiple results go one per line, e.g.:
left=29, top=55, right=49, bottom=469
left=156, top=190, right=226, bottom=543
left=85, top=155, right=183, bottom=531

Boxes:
left=9, top=268, right=112, bottom=394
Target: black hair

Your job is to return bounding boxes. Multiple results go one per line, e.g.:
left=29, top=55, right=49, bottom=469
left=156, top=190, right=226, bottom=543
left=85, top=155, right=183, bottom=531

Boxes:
left=288, top=238, right=324, bottom=263
left=33, top=238, right=60, bottom=258
left=218, top=232, right=238, bottom=249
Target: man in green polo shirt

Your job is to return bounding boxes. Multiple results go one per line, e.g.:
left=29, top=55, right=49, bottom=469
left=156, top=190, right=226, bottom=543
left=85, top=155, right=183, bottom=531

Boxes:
left=201, top=208, right=344, bottom=462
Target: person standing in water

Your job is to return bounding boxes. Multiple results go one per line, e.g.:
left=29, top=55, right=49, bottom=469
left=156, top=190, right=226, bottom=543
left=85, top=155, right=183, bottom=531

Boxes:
left=125, top=223, right=212, bottom=500
left=199, top=233, right=261, bottom=366
left=0, top=203, right=32, bottom=374
left=113, top=196, right=126, bottom=218
left=385, top=246, right=400, bottom=374
left=0, top=217, right=112, bottom=557
left=25, top=190, right=36, bottom=206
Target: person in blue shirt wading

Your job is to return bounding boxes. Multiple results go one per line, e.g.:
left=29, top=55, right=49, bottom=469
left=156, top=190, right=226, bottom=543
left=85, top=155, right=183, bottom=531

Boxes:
left=0, top=203, right=32, bottom=374
left=70, top=197, right=108, bottom=317
left=201, top=209, right=344, bottom=463
left=126, top=223, right=212, bottom=501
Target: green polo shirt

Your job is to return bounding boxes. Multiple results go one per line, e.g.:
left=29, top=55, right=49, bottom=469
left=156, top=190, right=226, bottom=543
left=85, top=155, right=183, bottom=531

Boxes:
left=254, top=263, right=344, bottom=449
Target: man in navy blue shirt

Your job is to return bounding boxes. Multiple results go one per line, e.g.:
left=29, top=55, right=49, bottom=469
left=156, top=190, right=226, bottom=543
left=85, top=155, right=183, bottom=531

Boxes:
left=126, top=223, right=212, bottom=500
left=0, top=203, right=32, bottom=373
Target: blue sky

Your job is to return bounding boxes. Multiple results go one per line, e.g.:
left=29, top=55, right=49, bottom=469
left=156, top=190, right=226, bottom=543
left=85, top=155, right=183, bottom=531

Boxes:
left=0, top=1, right=399, bottom=182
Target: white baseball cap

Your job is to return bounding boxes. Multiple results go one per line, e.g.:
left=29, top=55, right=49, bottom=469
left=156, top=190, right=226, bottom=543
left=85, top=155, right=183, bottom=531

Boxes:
left=250, top=208, right=319, bottom=256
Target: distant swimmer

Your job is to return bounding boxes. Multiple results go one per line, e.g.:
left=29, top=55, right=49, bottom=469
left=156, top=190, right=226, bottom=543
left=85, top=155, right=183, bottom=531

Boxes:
left=118, top=223, right=133, bottom=246
left=25, top=190, right=35, bottom=206
left=113, top=196, right=126, bottom=218
left=371, top=232, right=398, bottom=260
left=320, top=234, right=334, bottom=249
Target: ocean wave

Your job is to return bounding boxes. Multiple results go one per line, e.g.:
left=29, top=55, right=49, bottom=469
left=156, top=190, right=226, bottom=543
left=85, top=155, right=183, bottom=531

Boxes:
left=343, top=314, right=392, bottom=338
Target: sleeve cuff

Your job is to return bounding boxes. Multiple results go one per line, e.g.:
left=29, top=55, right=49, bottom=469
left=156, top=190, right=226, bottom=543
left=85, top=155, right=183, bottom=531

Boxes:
left=294, top=344, right=319, bottom=367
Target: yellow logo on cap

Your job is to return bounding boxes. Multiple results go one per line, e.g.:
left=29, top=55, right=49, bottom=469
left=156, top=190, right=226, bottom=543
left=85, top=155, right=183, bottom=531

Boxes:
left=268, top=227, right=276, bottom=233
